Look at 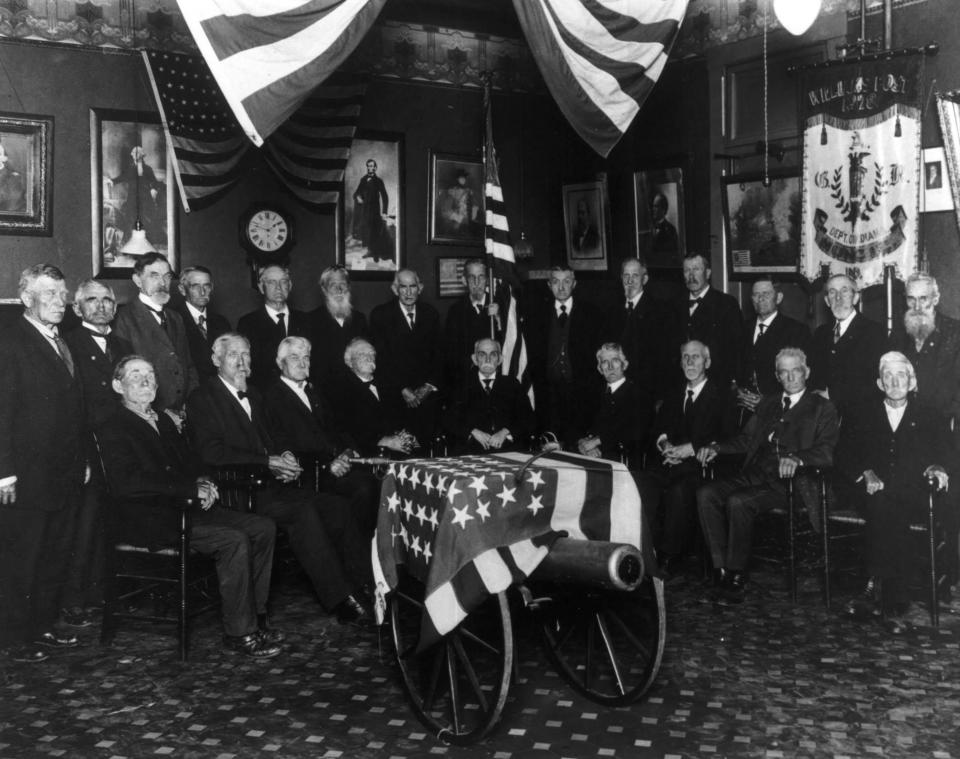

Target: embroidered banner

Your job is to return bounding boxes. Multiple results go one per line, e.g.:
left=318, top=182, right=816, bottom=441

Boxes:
left=798, top=55, right=923, bottom=286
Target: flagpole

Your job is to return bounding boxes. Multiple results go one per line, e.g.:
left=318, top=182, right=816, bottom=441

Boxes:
left=482, top=71, right=497, bottom=341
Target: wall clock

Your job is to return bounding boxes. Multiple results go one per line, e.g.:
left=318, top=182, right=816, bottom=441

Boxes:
left=240, top=204, right=295, bottom=259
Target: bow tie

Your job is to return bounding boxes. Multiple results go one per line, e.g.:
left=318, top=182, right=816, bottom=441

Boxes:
left=237, top=390, right=248, bottom=400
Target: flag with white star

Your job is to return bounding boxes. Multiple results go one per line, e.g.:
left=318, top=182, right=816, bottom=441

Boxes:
left=373, top=450, right=649, bottom=648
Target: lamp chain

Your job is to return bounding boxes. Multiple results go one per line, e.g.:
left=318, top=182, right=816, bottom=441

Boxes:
left=763, top=0, right=770, bottom=187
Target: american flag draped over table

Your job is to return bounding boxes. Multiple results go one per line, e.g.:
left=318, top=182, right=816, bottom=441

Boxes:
left=511, top=0, right=688, bottom=158
left=143, top=50, right=367, bottom=212
left=482, top=82, right=530, bottom=402
left=176, top=0, right=386, bottom=148
left=372, top=451, right=651, bottom=649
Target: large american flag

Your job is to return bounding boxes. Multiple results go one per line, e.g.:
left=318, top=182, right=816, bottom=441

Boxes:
left=511, top=0, right=688, bottom=157
left=176, top=0, right=386, bottom=148
left=483, top=83, right=531, bottom=403
left=372, top=452, right=649, bottom=649
left=144, top=50, right=366, bottom=213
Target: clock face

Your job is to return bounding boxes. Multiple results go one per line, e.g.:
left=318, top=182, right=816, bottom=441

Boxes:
left=246, top=209, right=290, bottom=253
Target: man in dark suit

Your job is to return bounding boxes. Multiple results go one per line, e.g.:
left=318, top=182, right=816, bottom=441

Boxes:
left=808, top=273, right=885, bottom=418
left=0, top=264, right=86, bottom=663
left=737, top=277, right=811, bottom=418
left=327, top=339, right=416, bottom=458
left=674, top=252, right=744, bottom=390
left=263, top=336, right=380, bottom=538
left=443, top=259, right=502, bottom=393
left=602, top=257, right=668, bottom=400
left=523, top=265, right=603, bottom=448
left=113, top=252, right=198, bottom=424
left=369, top=268, right=443, bottom=448
left=308, top=265, right=368, bottom=396
left=577, top=343, right=652, bottom=463
left=696, top=347, right=840, bottom=605
left=237, top=264, right=312, bottom=392
left=839, top=352, right=950, bottom=633
left=638, top=340, right=738, bottom=574
left=187, top=333, right=372, bottom=627
left=442, top=338, right=534, bottom=455
left=175, top=266, right=231, bottom=379
left=60, top=279, right=133, bottom=627
left=99, top=356, right=281, bottom=658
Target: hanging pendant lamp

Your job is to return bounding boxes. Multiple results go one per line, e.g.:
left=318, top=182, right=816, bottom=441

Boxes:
left=773, top=0, right=822, bottom=36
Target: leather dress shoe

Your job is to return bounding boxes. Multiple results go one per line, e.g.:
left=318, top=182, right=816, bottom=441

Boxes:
left=717, top=571, right=746, bottom=606
left=223, top=633, right=281, bottom=659
left=9, top=645, right=48, bottom=663
left=35, top=630, right=78, bottom=648
left=334, top=595, right=374, bottom=627
left=698, top=568, right=728, bottom=604
left=257, top=615, right=285, bottom=644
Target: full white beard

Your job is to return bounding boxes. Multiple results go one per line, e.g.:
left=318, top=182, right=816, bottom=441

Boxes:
left=325, top=292, right=353, bottom=320
left=904, top=310, right=936, bottom=343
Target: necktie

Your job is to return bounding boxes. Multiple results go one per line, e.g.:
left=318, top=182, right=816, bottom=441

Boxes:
left=683, top=388, right=694, bottom=416
left=756, top=322, right=767, bottom=344
left=277, top=312, right=286, bottom=337
left=151, top=307, right=167, bottom=331
left=688, top=297, right=702, bottom=313
left=406, top=310, right=415, bottom=329
left=833, top=321, right=841, bottom=344
left=483, top=378, right=492, bottom=394
left=52, top=331, right=75, bottom=377
left=366, top=381, right=379, bottom=400
left=475, top=303, right=483, bottom=317
left=782, top=396, right=792, bottom=413
left=626, top=301, right=634, bottom=313
left=198, top=314, right=207, bottom=339
left=558, top=303, right=568, bottom=325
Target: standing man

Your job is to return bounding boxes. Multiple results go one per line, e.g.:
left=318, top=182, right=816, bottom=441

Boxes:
left=443, top=259, right=501, bottom=392
left=737, top=277, right=810, bottom=416
left=602, top=257, right=668, bottom=400
left=61, top=279, right=133, bottom=625
left=839, top=352, right=951, bottom=633
left=237, top=264, right=312, bottom=392
left=675, top=252, right=744, bottom=391
left=696, top=348, right=839, bottom=605
left=0, top=264, right=86, bottom=662
left=99, top=356, right=282, bottom=658
left=308, top=265, right=368, bottom=395
left=353, top=158, right=390, bottom=262
left=176, top=265, right=231, bottom=379
left=524, top=265, right=603, bottom=448
left=808, top=273, right=886, bottom=417
left=187, top=334, right=373, bottom=627
left=113, top=252, right=197, bottom=423
left=369, top=269, right=443, bottom=448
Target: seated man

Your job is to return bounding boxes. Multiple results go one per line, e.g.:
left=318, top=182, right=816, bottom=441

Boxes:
left=187, top=333, right=372, bottom=627
left=442, top=338, right=534, bottom=455
left=638, top=340, right=738, bottom=575
left=839, top=352, right=950, bottom=633
left=696, top=347, right=839, bottom=605
left=326, top=338, right=417, bottom=458
left=577, top=343, right=652, bottom=463
left=98, top=356, right=282, bottom=658
left=263, top=336, right=380, bottom=538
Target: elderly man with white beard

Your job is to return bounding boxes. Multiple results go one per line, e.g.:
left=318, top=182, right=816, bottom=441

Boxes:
left=308, top=265, right=369, bottom=395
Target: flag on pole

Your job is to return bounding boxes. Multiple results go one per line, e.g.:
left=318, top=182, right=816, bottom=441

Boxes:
left=483, top=81, right=531, bottom=404
left=176, top=0, right=387, bottom=148
left=511, top=0, right=688, bottom=158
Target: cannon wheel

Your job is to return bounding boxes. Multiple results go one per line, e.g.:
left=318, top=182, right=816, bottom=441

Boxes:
left=389, top=571, right=513, bottom=744
left=537, top=575, right=666, bottom=706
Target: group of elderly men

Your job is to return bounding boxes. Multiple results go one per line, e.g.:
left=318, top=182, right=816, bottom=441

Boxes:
left=1, top=250, right=955, bottom=663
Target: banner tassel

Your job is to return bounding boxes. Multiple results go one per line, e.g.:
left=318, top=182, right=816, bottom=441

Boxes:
left=820, top=123, right=828, bottom=145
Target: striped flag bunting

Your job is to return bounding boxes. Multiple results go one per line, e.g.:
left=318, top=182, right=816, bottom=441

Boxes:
left=511, top=0, right=688, bottom=157
left=176, top=0, right=386, bottom=148
left=372, top=452, right=649, bottom=648
left=143, top=50, right=367, bottom=213
left=483, top=82, right=532, bottom=405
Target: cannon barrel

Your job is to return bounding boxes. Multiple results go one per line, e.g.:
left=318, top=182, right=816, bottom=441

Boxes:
left=530, top=538, right=644, bottom=592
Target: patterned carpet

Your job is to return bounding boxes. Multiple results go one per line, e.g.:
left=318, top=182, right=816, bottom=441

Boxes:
left=1, top=567, right=959, bottom=759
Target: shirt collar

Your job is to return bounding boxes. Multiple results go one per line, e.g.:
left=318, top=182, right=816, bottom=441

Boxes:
left=218, top=375, right=248, bottom=402
left=23, top=313, right=57, bottom=340
left=555, top=298, right=573, bottom=315
left=836, top=311, right=856, bottom=334
left=607, top=377, right=627, bottom=393
left=686, top=376, right=708, bottom=400
left=281, top=375, right=308, bottom=392
left=626, top=292, right=643, bottom=307
left=82, top=321, right=111, bottom=336
left=398, top=301, right=416, bottom=317
left=138, top=292, right=165, bottom=311
left=478, top=371, right=496, bottom=384
left=782, top=388, right=806, bottom=406
left=185, top=302, right=206, bottom=321
left=689, top=285, right=710, bottom=301
left=265, top=303, right=289, bottom=320
left=758, top=312, right=778, bottom=328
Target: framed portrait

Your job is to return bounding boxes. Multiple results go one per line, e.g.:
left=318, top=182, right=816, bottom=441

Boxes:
left=90, top=108, right=177, bottom=278
left=340, top=131, right=403, bottom=279
left=922, top=147, right=953, bottom=212
left=436, top=256, right=472, bottom=298
left=0, top=112, right=53, bottom=236
left=562, top=179, right=609, bottom=271
left=634, top=167, right=685, bottom=268
left=429, top=152, right=483, bottom=245
left=723, top=172, right=801, bottom=279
